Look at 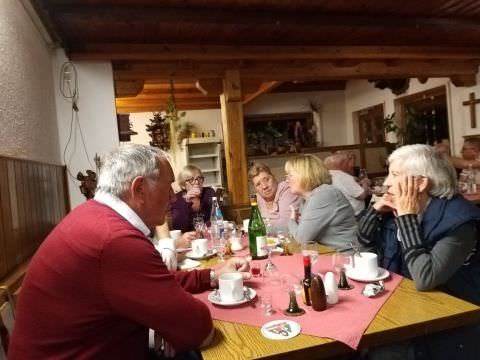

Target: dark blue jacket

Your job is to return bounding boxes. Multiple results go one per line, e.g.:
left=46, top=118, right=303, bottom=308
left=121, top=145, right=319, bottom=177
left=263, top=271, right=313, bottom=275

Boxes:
left=379, top=195, right=480, bottom=305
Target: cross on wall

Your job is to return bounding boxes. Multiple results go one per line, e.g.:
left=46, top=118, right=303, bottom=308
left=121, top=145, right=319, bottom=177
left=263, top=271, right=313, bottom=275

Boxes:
left=462, top=92, right=480, bottom=128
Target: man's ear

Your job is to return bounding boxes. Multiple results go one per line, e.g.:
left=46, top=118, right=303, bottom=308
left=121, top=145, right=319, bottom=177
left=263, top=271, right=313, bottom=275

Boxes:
left=418, top=176, right=429, bottom=193
left=130, top=176, right=147, bottom=203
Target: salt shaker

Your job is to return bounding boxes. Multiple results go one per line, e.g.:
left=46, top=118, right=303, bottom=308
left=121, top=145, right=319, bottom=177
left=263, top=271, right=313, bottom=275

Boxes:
left=324, top=272, right=339, bottom=305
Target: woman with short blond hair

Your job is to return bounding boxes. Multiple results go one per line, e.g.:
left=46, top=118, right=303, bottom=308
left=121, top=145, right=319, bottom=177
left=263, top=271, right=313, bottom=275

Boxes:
left=285, top=154, right=356, bottom=249
left=172, top=164, right=216, bottom=232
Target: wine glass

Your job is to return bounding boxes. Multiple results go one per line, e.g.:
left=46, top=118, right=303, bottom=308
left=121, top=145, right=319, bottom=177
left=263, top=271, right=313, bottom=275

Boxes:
left=193, top=215, right=205, bottom=239
left=262, top=241, right=278, bottom=273
left=332, top=250, right=353, bottom=273
left=301, top=242, right=319, bottom=267
left=213, top=237, right=227, bottom=262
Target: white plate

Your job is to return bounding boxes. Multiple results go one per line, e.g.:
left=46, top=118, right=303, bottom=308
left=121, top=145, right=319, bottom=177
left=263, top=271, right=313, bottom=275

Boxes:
left=177, top=258, right=201, bottom=270
left=185, top=249, right=217, bottom=260
left=208, top=287, right=257, bottom=306
left=346, top=267, right=390, bottom=282
left=261, top=320, right=301, bottom=340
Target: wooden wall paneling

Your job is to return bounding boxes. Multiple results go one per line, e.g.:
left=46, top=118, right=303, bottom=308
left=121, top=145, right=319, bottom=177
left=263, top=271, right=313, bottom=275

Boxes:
left=51, top=166, right=61, bottom=224
left=32, top=163, right=42, bottom=250
left=41, top=165, right=52, bottom=239
left=0, top=157, right=69, bottom=281
left=18, top=162, right=29, bottom=263
left=7, top=161, right=20, bottom=272
left=0, top=159, right=9, bottom=279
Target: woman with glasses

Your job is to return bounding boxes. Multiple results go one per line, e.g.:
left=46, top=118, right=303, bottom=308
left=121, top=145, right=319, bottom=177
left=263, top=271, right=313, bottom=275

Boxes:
left=172, top=164, right=216, bottom=232
left=285, top=154, right=357, bottom=250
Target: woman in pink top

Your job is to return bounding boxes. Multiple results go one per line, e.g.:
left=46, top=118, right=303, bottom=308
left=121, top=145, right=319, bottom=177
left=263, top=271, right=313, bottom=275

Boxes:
left=248, top=162, right=301, bottom=232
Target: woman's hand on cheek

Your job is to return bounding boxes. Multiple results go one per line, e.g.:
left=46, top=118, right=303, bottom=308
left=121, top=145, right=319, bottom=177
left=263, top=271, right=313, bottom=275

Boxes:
left=395, top=175, right=421, bottom=216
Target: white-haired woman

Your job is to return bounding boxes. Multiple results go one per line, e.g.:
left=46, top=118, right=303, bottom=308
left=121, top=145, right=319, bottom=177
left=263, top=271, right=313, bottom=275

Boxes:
left=172, top=164, right=216, bottom=232
left=358, top=144, right=480, bottom=360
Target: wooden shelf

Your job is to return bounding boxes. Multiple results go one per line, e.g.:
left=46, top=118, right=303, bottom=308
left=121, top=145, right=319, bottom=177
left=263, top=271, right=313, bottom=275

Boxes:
left=189, top=154, right=217, bottom=159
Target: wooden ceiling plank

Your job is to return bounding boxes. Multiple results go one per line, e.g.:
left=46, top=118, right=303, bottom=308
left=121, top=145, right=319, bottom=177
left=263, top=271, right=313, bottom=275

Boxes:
left=113, top=60, right=479, bottom=82
left=243, top=81, right=280, bottom=105
left=70, top=44, right=480, bottom=61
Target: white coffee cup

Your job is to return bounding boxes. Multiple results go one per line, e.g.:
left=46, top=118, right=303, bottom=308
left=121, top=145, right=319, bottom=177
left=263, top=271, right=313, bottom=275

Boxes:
left=243, top=219, right=250, bottom=232
left=191, top=238, right=208, bottom=257
left=352, top=252, right=378, bottom=278
left=169, top=230, right=181, bottom=242
left=219, top=272, right=244, bottom=302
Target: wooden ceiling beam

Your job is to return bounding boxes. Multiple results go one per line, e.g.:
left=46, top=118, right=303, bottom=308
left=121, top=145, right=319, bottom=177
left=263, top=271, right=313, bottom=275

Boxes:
left=113, top=60, right=479, bottom=82
left=450, top=74, right=477, bottom=87
left=70, top=44, right=480, bottom=61
left=243, top=81, right=280, bottom=105
left=56, top=6, right=480, bottom=29
left=115, top=80, right=144, bottom=98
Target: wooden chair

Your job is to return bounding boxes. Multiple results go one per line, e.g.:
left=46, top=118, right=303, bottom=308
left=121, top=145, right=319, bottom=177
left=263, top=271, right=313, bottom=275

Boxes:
left=0, top=288, right=15, bottom=359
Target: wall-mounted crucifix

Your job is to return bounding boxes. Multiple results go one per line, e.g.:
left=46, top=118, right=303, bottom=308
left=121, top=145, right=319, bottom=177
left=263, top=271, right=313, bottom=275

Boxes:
left=462, top=92, right=480, bottom=128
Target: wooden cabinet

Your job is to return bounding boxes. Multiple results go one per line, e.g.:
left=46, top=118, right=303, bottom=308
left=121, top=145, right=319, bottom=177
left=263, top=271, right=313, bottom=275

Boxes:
left=358, top=104, right=385, bottom=144
left=182, top=137, right=224, bottom=188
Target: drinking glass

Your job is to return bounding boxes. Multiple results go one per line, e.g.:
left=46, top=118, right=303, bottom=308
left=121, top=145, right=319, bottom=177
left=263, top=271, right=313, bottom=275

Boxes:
left=260, top=293, right=273, bottom=317
left=251, top=262, right=262, bottom=277
left=193, top=215, right=205, bottom=239
left=332, top=250, right=353, bottom=273
left=262, top=242, right=279, bottom=273
left=301, top=242, right=319, bottom=267
left=213, top=237, right=227, bottom=262
left=280, top=273, right=302, bottom=295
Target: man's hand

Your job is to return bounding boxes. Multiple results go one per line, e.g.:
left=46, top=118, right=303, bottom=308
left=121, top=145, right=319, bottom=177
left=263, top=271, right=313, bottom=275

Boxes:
left=175, top=231, right=197, bottom=249
left=214, top=257, right=251, bottom=282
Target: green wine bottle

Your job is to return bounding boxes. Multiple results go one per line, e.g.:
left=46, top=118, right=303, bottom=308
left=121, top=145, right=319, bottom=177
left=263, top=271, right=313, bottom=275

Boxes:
left=248, top=195, right=268, bottom=260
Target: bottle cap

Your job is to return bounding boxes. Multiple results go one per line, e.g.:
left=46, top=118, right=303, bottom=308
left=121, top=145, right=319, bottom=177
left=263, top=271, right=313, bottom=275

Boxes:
left=303, top=255, right=311, bottom=266
left=212, top=196, right=217, bottom=200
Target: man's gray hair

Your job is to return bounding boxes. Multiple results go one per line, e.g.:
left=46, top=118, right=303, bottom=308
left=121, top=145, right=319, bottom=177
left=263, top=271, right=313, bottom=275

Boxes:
left=388, top=144, right=457, bottom=199
left=324, top=153, right=349, bottom=170
left=96, top=143, right=168, bottom=198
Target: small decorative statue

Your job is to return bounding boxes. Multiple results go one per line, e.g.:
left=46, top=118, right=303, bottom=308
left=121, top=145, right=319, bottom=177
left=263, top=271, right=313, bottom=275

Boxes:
left=77, top=170, right=97, bottom=200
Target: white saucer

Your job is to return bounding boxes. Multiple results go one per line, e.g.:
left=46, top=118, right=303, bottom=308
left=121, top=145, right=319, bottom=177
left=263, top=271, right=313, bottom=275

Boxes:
left=345, top=267, right=390, bottom=282
left=185, top=249, right=217, bottom=260
left=177, top=258, right=201, bottom=270
left=261, top=320, right=301, bottom=340
left=208, top=287, right=257, bottom=306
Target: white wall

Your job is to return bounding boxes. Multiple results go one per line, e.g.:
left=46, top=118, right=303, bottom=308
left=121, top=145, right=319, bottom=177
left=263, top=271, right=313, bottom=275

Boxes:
left=344, top=75, right=480, bottom=154
left=0, top=0, right=60, bottom=163
left=52, top=51, right=119, bottom=209
left=244, top=91, right=348, bottom=146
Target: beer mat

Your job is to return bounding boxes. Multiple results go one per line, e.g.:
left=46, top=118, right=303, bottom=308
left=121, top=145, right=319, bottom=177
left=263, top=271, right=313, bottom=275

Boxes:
left=261, top=320, right=301, bottom=340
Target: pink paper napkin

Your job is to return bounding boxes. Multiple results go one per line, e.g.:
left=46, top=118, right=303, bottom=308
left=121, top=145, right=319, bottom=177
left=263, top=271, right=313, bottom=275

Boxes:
left=194, top=253, right=402, bottom=349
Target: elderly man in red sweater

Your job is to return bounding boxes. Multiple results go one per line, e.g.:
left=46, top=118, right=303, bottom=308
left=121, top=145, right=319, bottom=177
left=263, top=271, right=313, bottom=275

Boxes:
left=8, top=144, right=250, bottom=359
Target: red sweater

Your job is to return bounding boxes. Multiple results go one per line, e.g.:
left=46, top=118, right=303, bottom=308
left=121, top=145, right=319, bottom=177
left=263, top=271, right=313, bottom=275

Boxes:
left=8, top=200, right=213, bottom=359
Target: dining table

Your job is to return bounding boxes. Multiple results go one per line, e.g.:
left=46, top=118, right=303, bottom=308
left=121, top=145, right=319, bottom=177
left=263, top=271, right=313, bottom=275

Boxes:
left=195, top=242, right=480, bottom=360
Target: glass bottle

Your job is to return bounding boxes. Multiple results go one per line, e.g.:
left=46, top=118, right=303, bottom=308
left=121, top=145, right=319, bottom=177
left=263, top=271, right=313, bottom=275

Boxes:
left=467, top=164, right=477, bottom=194
left=311, top=274, right=327, bottom=311
left=248, top=194, right=267, bottom=260
left=210, top=197, right=224, bottom=242
left=302, top=255, right=312, bottom=306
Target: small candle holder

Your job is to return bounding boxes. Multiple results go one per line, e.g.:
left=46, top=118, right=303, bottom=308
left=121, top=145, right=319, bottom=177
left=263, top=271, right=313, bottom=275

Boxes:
left=338, top=268, right=354, bottom=290
left=283, top=290, right=305, bottom=316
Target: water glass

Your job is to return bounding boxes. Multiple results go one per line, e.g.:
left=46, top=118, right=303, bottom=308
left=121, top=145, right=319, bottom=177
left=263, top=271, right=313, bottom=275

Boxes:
left=301, top=242, right=319, bottom=266
left=332, top=250, right=353, bottom=273
left=260, top=293, right=273, bottom=317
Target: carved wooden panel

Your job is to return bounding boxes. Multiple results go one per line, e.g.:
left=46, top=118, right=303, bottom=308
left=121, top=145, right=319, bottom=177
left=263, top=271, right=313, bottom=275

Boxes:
left=0, top=156, right=69, bottom=280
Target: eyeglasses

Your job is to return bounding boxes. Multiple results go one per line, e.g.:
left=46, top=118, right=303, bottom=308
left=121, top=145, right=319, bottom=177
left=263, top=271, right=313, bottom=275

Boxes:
left=185, top=176, right=205, bottom=185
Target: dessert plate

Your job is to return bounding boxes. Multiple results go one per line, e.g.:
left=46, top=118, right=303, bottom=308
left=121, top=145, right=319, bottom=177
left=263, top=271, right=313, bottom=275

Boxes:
left=208, top=287, right=256, bottom=306
left=345, top=267, right=390, bottom=282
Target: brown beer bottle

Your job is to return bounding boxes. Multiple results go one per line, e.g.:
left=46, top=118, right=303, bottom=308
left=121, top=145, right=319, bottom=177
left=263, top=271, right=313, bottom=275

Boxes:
left=311, top=274, right=327, bottom=311
left=302, top=255, right=312, bottom=306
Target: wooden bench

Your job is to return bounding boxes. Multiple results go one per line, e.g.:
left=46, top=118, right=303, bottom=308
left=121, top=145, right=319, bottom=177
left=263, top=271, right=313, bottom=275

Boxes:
left=0, top=258, right=30, bottom=315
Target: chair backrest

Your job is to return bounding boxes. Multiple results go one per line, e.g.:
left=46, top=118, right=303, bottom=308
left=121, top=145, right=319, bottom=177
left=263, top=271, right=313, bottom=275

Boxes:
left=0, top=288, right=15, bottom=359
